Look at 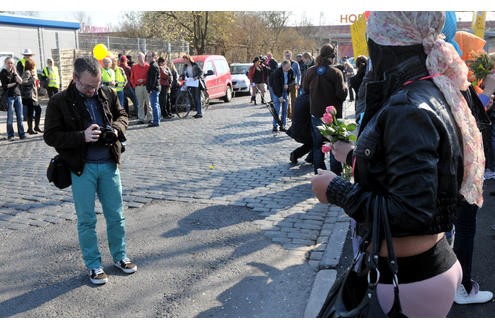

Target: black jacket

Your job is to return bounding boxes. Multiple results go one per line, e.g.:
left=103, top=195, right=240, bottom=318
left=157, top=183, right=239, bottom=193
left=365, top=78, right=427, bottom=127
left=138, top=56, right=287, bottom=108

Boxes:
left=269, top=67, right=295, bottom=98
left=0, top=68, right=21, bottom=97
left=146, top=60, right=161, bottom=92
left=44, top=82, right=128, bottom=175
left=286, top=93, right=312, bottom=145
left=326, top=56, right=464, bottom=237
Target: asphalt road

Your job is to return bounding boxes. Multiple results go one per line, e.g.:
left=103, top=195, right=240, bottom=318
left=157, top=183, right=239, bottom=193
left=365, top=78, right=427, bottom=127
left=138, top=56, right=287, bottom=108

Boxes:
left=0, top=199, right=316, bottom=318
left=0, top=94, right=339, bottom=319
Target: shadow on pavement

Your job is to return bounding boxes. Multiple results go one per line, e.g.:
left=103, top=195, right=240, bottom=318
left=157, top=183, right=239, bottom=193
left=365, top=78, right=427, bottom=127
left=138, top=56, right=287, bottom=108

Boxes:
left=197, top=261, right=313, bottom=318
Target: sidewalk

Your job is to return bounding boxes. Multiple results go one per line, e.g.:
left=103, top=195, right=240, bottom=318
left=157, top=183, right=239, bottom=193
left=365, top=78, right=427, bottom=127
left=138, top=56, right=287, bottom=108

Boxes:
left=0, top=98, right=48, bottom=138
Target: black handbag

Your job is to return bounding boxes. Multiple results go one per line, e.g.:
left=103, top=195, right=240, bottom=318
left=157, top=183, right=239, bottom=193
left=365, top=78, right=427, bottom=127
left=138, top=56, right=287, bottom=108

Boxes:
left=0, top=90, right=8, bottom=111
left=317, top=196, right=407, bottom=318
left=46, top=155, right=72, bottom=189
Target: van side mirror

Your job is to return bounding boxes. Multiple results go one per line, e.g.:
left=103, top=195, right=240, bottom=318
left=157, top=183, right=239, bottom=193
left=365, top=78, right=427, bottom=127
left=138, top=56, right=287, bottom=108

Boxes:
left=205, top=70, right=214, bottom=76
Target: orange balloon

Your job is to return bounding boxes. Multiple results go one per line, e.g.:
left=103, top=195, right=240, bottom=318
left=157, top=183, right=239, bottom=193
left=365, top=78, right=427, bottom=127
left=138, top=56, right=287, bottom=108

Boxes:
left=454, top=31, right=486, bottom=62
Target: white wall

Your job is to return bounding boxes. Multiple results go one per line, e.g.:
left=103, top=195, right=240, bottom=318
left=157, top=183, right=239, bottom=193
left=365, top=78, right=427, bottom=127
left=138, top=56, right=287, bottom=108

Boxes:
left=0, top=24, right=77, bottom=70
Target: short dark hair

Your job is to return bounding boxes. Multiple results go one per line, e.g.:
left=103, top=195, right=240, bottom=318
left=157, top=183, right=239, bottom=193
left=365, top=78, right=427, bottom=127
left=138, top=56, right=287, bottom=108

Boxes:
left=74, top=56, right=101, bottom=78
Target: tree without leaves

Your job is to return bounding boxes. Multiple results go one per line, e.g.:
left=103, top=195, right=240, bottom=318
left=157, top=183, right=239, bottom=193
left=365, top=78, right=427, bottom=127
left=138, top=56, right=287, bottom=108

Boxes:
left=138, top=11, right=229, bottom=55
left=72, top=11, right=92, bottom=26
left=116, top=11, right=318, bottom=62
left=258, top=11, right=291, bottom=52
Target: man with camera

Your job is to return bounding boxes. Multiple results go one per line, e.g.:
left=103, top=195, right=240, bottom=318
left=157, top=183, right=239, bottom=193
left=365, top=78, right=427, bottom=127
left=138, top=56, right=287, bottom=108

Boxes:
left=44, top=56, right=136, bottom=285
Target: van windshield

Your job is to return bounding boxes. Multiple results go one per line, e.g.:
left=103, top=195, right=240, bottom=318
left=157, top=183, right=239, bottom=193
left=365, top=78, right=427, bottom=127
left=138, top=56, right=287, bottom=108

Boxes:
left=231, top=65, right=250, bottom=75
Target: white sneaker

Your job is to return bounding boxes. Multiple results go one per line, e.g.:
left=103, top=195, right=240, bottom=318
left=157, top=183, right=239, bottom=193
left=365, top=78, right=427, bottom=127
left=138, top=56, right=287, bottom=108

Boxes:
left=114, top=257, right=137, bottom=274
left=89, top=267, right=108, bottom=285
left=454, top=281, right=493, bottom=305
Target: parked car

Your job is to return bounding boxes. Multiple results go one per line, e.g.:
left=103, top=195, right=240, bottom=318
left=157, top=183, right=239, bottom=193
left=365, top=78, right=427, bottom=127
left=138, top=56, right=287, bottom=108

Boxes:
left=230, top=63, right=251, bottom=96
left=173, top=54, right=233, bottom=102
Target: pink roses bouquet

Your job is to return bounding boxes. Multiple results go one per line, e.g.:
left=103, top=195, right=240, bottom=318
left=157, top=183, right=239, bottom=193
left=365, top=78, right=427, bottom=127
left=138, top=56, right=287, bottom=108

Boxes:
left=318, top=105, right=357, bottom=180
left=318, top=106, right=357, bottom=152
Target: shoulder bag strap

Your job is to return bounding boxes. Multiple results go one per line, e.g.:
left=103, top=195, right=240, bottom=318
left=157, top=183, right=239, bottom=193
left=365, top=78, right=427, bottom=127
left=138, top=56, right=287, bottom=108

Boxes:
left=378, top=196, right=407, bottom=317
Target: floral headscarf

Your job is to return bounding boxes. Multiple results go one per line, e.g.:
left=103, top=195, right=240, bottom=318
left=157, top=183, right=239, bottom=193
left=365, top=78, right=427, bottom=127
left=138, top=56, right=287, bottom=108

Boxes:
left=367, top=11, right=485, bottom=207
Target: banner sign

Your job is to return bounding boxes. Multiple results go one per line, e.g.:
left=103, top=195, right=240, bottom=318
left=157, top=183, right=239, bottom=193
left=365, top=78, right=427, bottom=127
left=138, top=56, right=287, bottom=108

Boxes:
left=350, top=13, right=368, bottom=58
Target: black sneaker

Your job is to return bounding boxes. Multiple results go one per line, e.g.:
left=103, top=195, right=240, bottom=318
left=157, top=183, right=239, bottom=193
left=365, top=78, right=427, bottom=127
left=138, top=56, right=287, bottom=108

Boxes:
left=304, top=154, right=313, bottom=164
left=193, top=114, right=203, bottom=118
left=114, top=257, right=137, bottom=274
left=89, top=267, right=108, bottom=285
left=290, top=152, right=298, bottom=164
left=279, top=127, right=287, bottom=132
left=272, top=127, right=278, bottom=133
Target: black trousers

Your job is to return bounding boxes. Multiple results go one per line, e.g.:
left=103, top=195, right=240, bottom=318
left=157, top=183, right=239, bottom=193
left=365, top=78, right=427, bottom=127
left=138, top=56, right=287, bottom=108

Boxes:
left=453, top=200, right=478, bottom=292
left=22, top=98, right=41, bottom=130
left=291, top=143, right=312, bottom=160
left=159, top=86, right=171, bottom=116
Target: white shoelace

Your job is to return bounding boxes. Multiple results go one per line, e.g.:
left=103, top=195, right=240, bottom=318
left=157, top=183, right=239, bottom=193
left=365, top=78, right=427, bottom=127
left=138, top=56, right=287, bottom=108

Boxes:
left=121, top=257, right=131, bottom=264
left=92, top=267, right=105, bottom=275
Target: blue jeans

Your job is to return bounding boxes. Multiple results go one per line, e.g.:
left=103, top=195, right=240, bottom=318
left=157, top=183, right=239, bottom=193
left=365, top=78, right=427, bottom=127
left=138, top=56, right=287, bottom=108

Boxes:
left=268, top=85, right=276, bottom=102
left=124, top=87, right=139, bottom=114
left=272, top=91, right=288, bottom=128
left=490, top=118, right=495, bottom=170
left=117, top=90, right=125, bottom=110
left=71, top=162, right=127, bottom=270
left=7, top=96, right=25, bottom=138
left=150, top=89, right=161, bottom=125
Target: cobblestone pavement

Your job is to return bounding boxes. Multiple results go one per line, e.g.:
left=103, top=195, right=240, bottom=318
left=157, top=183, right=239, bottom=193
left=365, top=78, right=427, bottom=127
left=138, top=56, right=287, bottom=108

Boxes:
left=0, top=96, right=354, bottom=267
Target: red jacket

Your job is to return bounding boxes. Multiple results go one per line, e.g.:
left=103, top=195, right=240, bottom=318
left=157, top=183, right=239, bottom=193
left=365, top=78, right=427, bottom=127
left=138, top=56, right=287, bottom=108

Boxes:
left=247, top=64, right=267, bottom=84
left=130, top=63, right=149, bottom=88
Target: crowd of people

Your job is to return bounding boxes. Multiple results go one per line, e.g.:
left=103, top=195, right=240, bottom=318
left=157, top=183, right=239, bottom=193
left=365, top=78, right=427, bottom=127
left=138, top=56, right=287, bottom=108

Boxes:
left=1, top=49, right=187, bottom=141
left=1, top=48, right=61, bottom=141
left=3, top=12, right=495, bottom=317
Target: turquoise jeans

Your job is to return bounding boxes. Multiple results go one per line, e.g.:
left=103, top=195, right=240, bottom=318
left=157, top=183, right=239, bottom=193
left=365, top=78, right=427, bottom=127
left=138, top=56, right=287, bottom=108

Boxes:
left=71, top=162, right=127, bottom=270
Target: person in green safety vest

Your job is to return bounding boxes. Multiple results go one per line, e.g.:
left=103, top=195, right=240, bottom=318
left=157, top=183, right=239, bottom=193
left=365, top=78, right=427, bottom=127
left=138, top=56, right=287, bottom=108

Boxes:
left=101, top=57, right=116, bottom=90
left=112, top=57, right=127, bottom=108
left=42, top=58, right=60, bottom=98
left=16, top=48, right=34, bottom=76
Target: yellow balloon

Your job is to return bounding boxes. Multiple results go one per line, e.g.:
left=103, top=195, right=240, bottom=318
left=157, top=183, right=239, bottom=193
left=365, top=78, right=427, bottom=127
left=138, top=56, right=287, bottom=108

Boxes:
left=93, top=44, right=108, bottom=60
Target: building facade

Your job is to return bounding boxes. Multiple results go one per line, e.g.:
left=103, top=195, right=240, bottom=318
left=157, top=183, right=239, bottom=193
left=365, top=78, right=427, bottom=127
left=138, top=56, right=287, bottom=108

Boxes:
left=0, top=13, right=80, bottom=69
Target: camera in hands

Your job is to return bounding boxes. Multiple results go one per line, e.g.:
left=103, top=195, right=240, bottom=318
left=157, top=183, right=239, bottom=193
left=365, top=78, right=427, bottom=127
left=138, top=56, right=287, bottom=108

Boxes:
left=98, top=125, right=118, bottom=146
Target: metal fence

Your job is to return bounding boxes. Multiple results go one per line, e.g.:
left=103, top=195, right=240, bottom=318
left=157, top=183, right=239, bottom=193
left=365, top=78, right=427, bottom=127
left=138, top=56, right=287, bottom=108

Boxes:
left=78, top=34, right=189, bottom=53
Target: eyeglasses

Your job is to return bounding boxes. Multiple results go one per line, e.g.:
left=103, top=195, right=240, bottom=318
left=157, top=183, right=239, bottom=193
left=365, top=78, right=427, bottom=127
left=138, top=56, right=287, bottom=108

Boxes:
left=74, top=76, right=100, bottom=92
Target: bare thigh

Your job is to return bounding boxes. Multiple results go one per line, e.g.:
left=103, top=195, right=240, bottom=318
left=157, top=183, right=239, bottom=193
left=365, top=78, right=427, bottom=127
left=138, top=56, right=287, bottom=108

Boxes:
left=376, top=260, right=462, bottom=318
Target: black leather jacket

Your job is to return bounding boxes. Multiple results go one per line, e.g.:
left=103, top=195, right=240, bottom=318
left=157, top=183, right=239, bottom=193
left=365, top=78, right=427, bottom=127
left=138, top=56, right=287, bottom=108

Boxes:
left=44, top=82, right=128, bottom=176
left=326, top=56, right=463, bottom=237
